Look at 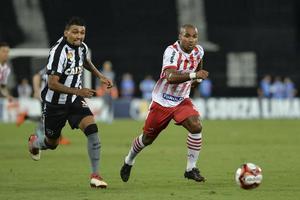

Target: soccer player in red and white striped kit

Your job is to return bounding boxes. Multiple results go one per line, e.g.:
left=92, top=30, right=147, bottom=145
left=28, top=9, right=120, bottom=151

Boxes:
left=120, top=24, right=209, bottom=182
left=0, top=42, right=11, bottom=98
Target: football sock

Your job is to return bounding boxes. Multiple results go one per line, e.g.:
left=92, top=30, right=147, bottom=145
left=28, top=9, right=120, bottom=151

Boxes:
left=186, top=132, right=202, bottom=171
left=125, top=134, right=145, bottom=165
left=87, top=132, right=101, bottom=174
left=35, top=120, right=44, bottom=138
left=33, top=133, right=48, bottom=150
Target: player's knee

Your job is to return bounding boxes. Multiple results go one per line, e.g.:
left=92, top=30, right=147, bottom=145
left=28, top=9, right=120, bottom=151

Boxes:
left=45, top=138, right=59, bottom=150
left=189, top=121, right=202, bottom=134
left=142, top=135, right=154, bottom=146
left=48, top=144, right=58, bottom=150
left=84, top=124, right=98, bottom=136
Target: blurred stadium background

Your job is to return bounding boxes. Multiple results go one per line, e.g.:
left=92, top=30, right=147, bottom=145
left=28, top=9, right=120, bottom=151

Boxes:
left=1, top=0, right=299, bottom=122
left=1, top=1, right=300, bottom=200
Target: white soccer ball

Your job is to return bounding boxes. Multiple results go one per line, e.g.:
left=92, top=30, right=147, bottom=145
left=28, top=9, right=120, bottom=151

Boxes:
left=235, top=163, right=263, bottom=189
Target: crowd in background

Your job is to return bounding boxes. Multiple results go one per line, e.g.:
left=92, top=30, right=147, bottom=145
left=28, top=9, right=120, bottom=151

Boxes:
left=257, top=74, right=297, bottom=99
left=1, top=42, right=298, bottom=102
left=9, top=67, right=300, bottom=101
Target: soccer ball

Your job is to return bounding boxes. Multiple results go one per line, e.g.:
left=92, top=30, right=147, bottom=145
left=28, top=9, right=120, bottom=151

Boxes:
left=235, top=163, right=263, bottom=189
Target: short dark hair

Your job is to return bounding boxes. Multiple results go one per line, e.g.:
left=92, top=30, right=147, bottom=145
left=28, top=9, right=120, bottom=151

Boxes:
left=65, top=17, right=86, bottom=30
left=179, top=24, right=197, bottom=33
left=0, top=42, right=9, bottom=48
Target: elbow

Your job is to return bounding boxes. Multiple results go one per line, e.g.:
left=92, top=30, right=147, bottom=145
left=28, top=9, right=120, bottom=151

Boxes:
left=166, top=78, right=176, bottom=84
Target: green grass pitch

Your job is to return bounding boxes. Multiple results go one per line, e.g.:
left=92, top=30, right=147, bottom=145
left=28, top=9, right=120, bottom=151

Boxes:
left=0, top=119, right=299, bottom=200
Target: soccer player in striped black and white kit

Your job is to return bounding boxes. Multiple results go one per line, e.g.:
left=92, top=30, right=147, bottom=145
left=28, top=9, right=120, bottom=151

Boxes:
left=121, top=24, right=209, bottom=183
left=28, top=17, right=112, bottom=188
left=16, top=68, right=71, bottom=145
left=0, top=42, right=11, bottom=98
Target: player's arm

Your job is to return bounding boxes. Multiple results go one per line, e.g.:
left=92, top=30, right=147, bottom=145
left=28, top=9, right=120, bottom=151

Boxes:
left=191, top=59, right=204, bottom=88
left=196, top=59, right=204, bottom=72
left=48, top=74, right=96, bottom=98
left=32, top=73, right=41, bottom=99
left=165, top=66, right=209, bottom=84
left=0, top=84, right=10, bottom=98
left=83, top=58, right=113, bottom=88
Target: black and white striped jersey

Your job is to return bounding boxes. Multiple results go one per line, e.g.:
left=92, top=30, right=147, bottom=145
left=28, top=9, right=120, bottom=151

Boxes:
left=38, top=67, right=47, bottom=92
left=41, top=37, right=88, bottom=104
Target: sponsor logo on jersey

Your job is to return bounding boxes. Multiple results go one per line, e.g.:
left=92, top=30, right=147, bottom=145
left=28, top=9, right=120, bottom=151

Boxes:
left=162, top=93, right=184, bottom=102
left=64, top=66, right=83, bottom=75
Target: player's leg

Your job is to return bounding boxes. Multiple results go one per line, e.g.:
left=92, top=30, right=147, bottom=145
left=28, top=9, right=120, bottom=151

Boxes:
left=16, top=111, right=42, bottom=126
left=35, top=118, right=44, bottom=138
left=70, top=96, right=107, bottom=188
left=120, top=101, right=172, bottom=182
left=174, top=99, right=205, bottom=182
left=181, top=116, right=205, bottom=182
left=120, top=133, right=157, bottom=182
left=28, top=104, right=66, bottom=160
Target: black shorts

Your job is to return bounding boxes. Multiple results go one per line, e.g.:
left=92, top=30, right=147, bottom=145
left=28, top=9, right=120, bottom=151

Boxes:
left=43, top=96, right=93, bottom=139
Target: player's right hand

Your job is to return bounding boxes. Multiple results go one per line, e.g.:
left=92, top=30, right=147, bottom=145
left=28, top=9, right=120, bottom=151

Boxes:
left=76, top=88, right=96, bottom=98
left=196, top=70, right=209, bottom=80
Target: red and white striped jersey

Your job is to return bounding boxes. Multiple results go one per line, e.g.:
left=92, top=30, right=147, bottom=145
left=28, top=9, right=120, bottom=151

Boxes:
left=0, top=63, right=11, bottom=85
left=152, top=41, right=204, bottom=107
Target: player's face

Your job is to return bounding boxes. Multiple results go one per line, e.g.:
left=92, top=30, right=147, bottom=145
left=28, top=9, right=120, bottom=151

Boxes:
left=0, top=46, right=10, bottom=63
left=179, top=27, right=198, bottom=53
left=64, top=25, right=86, bottom=46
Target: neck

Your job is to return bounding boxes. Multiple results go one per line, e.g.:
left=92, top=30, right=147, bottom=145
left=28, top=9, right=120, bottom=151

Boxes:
left=64, top=37, right=79, bottom=49
left=178, top=42, right=192, bottom=54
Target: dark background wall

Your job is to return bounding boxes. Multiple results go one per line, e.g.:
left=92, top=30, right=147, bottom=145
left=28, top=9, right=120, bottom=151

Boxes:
left=40, top=0, right=178, bottom=93
left=1, top=0, right=299, bottom=97
left=204, top=0, right=298, bottom=96
left=0, top=0, right=24, bottom=46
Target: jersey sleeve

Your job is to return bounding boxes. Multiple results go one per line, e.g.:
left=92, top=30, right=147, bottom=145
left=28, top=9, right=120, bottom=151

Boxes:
left=38, top=68, right=47, bottom=76
left=46, top=45, right=66, bottom=76
left=197, top=45, right=204, bottom=59
left=82, top=42, right=89, bottom=61
left=162, top=46, right=179, bottom=71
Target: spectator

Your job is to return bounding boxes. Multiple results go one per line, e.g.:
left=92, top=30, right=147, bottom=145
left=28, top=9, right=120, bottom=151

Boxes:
left=96, top=60, right=118, bottom=123
left=139, top=75, right=155, bottom=101
left=17, top=78, right=32, bottom=97
left=271, top=76, right=285, bottom=99
left=198, top=78, right=212, bottom=99
left=96, top=60, right=115, bottom=87
left=96, top=60, right=118, bottom=98
left=120, top=73, right=135, bottom=99
left=283, top=77, right=297, bottom=98
left=257, top=74, right=272, bottom=98
left=0, top=42, right=12, bottom=98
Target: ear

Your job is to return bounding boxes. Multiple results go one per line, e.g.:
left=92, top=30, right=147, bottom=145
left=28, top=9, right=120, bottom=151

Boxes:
left=64, top=30, right=68, bottom=37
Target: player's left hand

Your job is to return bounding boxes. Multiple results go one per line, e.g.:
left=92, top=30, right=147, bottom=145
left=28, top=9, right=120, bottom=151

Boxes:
left=191, top=80, right=200, bottom=88
left=7, top=95, right=14, bottom=102
left=101, top=78, right=113, bottom=89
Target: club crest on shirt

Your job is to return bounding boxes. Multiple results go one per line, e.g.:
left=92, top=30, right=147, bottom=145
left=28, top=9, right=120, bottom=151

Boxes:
left=67, top=52, right=73, bottom=60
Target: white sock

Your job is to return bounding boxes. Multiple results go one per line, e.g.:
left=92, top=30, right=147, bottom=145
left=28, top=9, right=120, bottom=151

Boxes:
left=33, top=134, right=48, bottom=150
left=186, top=133, right=202, bottom=171
left=125, top=134, right=145, bottom=165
